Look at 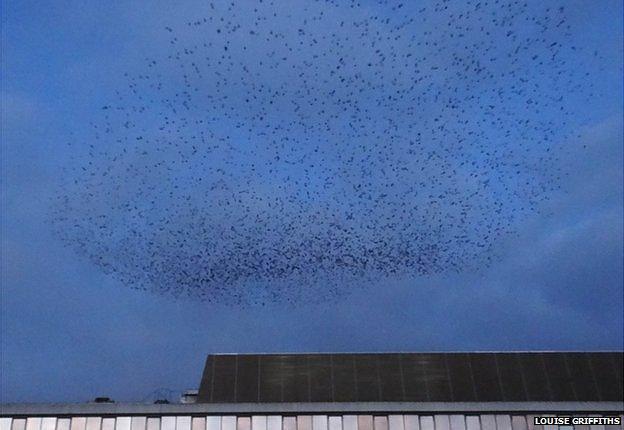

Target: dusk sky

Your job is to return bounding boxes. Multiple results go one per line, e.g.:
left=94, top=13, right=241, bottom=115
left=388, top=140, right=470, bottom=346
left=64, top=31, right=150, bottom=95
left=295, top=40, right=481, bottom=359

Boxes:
left=1, top=0, right=622, bottom=404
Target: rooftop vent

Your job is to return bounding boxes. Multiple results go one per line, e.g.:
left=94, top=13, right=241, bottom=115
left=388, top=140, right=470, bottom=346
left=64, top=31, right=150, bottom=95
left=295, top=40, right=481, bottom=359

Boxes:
left=180, top=389, right=198, bottom=404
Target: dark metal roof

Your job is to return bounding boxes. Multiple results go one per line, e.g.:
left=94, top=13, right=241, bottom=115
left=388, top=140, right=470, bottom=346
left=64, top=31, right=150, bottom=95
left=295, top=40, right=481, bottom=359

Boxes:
left=197, top=352, right=623, bottom=403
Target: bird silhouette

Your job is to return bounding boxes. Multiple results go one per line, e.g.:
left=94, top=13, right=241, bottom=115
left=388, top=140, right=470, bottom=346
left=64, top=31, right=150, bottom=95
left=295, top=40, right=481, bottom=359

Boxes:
left=52, top=0, right=597, bottom=305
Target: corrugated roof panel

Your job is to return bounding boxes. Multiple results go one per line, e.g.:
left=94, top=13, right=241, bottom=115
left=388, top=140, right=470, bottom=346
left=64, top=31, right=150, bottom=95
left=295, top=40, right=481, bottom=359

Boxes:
left=470, top=354, right=503, bottom=401
left=309, top=356, right=332, bottom=402
left=354, top=354, right=380, bottom=401
left=495, top=354, right=527, bottom=402
left=236, top=355, right=260, bottom=402
left=418, top=354, right=452, bottom=402
left=378, top=355, right=404, bottom=401
left=332, top=355, right=357, bottom=402
left=446, top=354, right=476, bottom=402
left=284, top=356, right=310, bottom=403
left=401, top=355, right=428, bottom=402
left=259, top=355, right=283, bottom=403
left=540, top=353, right=575, bottom=401
left=198, top=352, right=624, bottom=403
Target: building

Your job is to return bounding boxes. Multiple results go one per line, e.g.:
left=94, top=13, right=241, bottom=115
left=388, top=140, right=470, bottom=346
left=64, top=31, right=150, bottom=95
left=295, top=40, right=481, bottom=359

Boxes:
left=2, top=352, right=623, bottom=430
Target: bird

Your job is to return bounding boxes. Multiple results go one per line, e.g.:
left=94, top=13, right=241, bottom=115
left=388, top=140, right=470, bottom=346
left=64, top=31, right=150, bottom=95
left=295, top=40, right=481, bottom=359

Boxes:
left=51, top=0, right=599, bottom=305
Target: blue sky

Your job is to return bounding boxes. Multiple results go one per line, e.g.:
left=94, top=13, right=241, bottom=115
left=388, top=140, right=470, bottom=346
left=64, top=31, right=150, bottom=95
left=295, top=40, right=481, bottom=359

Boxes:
left=1, top=0, right=623, bottom=403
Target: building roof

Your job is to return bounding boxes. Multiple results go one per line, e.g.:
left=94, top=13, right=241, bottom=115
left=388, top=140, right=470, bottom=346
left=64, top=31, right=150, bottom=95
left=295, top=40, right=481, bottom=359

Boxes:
left=197, top=352, right=623, bottom=403
left=2, top=401, right=624, bottom=417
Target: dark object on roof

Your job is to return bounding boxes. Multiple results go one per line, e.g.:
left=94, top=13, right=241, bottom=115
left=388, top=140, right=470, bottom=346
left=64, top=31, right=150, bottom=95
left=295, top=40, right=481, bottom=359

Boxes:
left=197, top=352, right=623, bottom=403
left=92, top=397, right=114, bottom=403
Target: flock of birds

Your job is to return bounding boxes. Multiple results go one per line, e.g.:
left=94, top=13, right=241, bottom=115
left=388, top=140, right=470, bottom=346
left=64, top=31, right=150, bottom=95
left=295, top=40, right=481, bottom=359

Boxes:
left=53, top=0, right=597, bottom=304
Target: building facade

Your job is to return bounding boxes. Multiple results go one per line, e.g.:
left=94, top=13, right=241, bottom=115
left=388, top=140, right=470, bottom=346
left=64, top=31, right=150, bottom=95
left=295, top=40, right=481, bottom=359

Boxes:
left=2, top=353, right=623, bottom=430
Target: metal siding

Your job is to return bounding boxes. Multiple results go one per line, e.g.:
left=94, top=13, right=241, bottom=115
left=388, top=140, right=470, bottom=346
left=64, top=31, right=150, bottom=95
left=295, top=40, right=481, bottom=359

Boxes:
left=40, top=419, right=56, bottom=430
left=328, top=417, right=341, bottom=430
left=146, top=418, right=159, bottom=430
left=116, top=419, right=131, bottom=430
left=465, top=417, right=480, bottom=430
left=419, top=418, right=434, bottom=430
left=449, top=416, right=465, bottom=430
left=71, top=418, right=87, bottom=430
left=341, top=416, right=356, bottom=430
left=297, top=416, right=312, bottom=430
left=86, top=418, right=102, bottom=430
left=282, top=417, right=296, bottom=430
left=161, top=417, right=176, bottom=430
left=494, top=416, right=511, bottom=430
left=510, top=417, right=527, bottom=430
left=237, top=418, right=251, bottom=430
left=191, top=418, right=205, bottom=430
left=131, top=418, right=145, bottom=430
left=5, top=412, right=624, bottom=430
left=357, top=417, right=373, bottom=430
left=176, top=417, right=191, bottom=430
left=221, top=417, right=236, bottom=430
left=26, top=418, right=41, bottom=430
left=0, top=419, right=12, bottom=430
left=252, top=417, right=267, bottom=430
left=206, top=417, right=220, bottom=430
left=56, top=420, right=70, bottom=430
left=434, top=416, right=450, bottom=430
left=388, top=416, right=405, bottom=430
left=479, top=416, right=495, bottom=430
left=266, top=417, right=281, bottom=430
left=373, top=417, right=388, bottom=430
left=524, top=415, right=540, bottom=430
left=11, top=419, right=25, bottom=430
left=312, top=417, right=327, bottom=430
left=403, top=416, right=419, bottom=430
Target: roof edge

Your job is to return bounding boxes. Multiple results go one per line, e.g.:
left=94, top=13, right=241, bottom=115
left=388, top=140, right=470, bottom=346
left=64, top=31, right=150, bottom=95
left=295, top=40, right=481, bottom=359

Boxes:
left=2, top=402, right=623, bottom=416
